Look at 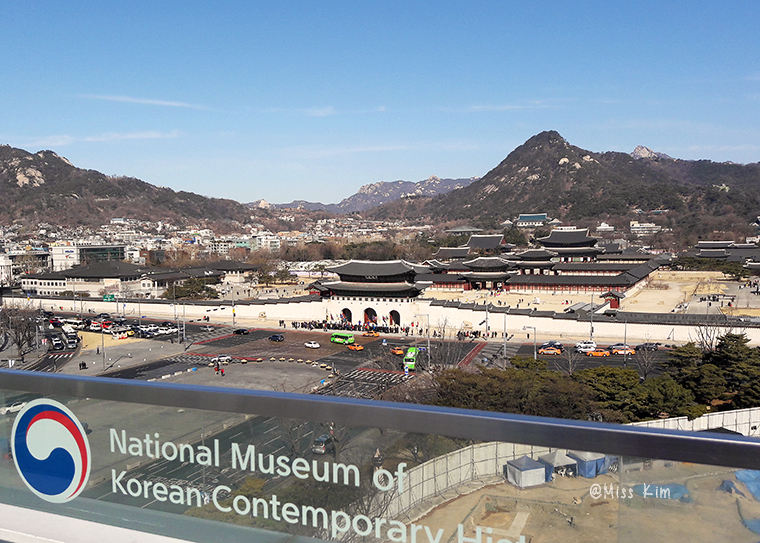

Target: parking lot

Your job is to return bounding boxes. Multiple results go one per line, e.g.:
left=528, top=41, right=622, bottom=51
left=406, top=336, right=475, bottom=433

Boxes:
left=512, top=341, right=668, bottom=374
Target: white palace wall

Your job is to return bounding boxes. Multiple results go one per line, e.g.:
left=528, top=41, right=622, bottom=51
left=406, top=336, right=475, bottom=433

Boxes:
left=29, top=295, right=760, bottom=345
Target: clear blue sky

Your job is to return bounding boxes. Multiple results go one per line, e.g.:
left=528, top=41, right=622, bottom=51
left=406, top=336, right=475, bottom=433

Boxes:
left=2, top=1, right=758, bottom=205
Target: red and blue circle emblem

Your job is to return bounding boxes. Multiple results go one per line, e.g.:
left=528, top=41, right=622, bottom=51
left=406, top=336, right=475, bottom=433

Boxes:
left=11, top=399, right=91, bottom=503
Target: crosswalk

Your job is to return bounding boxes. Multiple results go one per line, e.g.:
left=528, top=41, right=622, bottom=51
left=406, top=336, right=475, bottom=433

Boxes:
left=186, top=326, right=237, bottom=344
left=315, top=367, right=410, bottom=399
left=470, top=342, right=519, bottom=368
left=46, top=352, right=75, bottom=362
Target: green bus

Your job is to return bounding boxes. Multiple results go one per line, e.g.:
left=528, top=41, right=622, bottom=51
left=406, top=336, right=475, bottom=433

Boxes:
left=330, top=332, right=355, bottom=344
left=403, top=347, right=419, bottom=370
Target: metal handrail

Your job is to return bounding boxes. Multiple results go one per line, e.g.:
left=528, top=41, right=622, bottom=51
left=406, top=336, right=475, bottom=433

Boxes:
left=2, top=369, right=760, bottom=470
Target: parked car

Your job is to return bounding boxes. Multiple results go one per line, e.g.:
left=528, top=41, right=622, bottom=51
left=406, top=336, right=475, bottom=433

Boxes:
left=1, top=401, right=27, bottom=415
left=538, top=346, right=562, bottom=355
left=304, top=341, right=320, bottom=349
left=586, top=348, right=611, bottom=357
left=575, top=340, right=597, bottom=353
left=269, top=334, right=285, bottom=342
left=635, top=342, right=660, bottom=352
left=311, top=434, right=335, bottom=455
left=233, top=328, right=249, bottom=335
left=540, top=340, right=565, bottom=352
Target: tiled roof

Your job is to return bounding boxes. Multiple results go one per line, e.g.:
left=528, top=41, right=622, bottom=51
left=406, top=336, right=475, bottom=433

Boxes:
left=62, top=261, right=144, bottom=279
left=462, top=257, right=512, bottom=271
left=326, top=260, right=417, bottom=277
left=431, top=247, right=471, bottom=259
left=466, top=235, right=510, bottom=250
left=538, top=228, right=598, bottom=247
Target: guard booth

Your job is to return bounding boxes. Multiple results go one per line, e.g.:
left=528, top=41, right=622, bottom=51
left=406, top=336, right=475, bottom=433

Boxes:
left=601, top=290, right=625, bottom=309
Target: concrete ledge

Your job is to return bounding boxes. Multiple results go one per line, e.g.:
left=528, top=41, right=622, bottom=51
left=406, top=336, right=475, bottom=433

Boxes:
left=0, top=503, right=191, bottom=543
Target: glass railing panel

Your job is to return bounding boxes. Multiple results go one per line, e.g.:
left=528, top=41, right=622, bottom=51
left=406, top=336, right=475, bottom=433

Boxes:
left=2, top=376, right=760, bottom=543
left=616, top=455, right=760, bottom=542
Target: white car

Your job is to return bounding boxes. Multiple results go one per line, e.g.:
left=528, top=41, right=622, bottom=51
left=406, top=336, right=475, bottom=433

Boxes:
left=575, top=340, right=597, bottom=353
left=1, top=401, right=27, bottom=415
left=200, top=325, right=214, bottom=332
left=304, top=341, right=320, bottom=349
left=211, top=355, right=233, bottom=364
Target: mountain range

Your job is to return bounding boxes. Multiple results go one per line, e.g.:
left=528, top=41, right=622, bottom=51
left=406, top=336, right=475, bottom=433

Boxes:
left=2, top=132, right=759, bottom=241
left=247, top=175, right=479, bottom=213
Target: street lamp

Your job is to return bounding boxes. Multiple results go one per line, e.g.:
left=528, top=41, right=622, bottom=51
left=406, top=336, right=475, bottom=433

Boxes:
left=414, top=313, right=431, bottom=369
left=503, top=306, right=510, bottom=367
left=522, top=325, right=537, bottom=360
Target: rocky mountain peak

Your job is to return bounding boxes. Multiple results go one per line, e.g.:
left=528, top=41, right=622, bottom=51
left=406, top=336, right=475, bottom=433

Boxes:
left=631, top=145, right=672, bottom=160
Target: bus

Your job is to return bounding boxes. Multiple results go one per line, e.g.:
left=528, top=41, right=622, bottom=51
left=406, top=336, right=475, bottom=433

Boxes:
left=330, top=332, right=355, bottom=345
left=403, top=347, right=419, bottom=371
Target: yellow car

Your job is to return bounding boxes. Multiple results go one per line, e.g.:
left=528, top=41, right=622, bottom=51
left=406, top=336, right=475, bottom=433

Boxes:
left=586, top=348, right=611, bottom=357
left=390, top=346, right=405, bottom=355
left=538, top=346, right=562, bottom=355
left=362, top=331, right=380, bottom=337
left=348, top=344, right=364, bottom=351
left=612, top=347, right=636, bottom=355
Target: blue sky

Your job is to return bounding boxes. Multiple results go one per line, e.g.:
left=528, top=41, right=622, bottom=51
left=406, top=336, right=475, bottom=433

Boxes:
left=2, top=1, right=758, bottom=205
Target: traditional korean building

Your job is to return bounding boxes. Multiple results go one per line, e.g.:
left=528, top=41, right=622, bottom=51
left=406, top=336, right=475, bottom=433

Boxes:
left=309, top=260, right=433, bottom=324
left=459, top=257, right=513, bottom=290
left=536, top=227, right=603, bottom=261
left=465, top=234, right=513, bottom=255
left=430, top=246, right=470, bottom=260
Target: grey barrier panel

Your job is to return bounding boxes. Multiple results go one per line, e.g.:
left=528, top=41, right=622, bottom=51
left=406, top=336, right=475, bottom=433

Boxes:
left=2, top=369, right=760, bottom=470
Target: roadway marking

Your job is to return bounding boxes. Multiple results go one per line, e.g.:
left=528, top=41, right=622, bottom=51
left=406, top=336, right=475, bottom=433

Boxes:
left=263, top=436, right=279, bottom=447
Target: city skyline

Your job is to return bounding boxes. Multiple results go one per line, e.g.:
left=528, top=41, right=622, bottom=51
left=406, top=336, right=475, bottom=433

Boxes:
left=1, top=1, right=758, bottom=204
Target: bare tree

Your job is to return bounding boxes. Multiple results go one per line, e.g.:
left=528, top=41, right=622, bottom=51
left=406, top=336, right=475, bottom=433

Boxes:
left=555, top=348, right=582, bottom=376
left=691, top=321, right=722, bottom=353
left=0, top=301, right=38, bottom=361
left=633, top=350, right=657, bottom=380
left=271, top=382, right=318, bottom=457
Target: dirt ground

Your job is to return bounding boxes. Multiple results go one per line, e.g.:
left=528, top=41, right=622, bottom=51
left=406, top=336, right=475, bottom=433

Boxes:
left=412, top=463, right=760, bottom=543
left=421, top=271, right=753, bottom=316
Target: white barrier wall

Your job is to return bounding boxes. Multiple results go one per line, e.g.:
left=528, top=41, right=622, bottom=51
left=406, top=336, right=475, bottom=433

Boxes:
left=387, top=441, right=551, bottom=520
left=631, top=406, right=760, bottom=437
